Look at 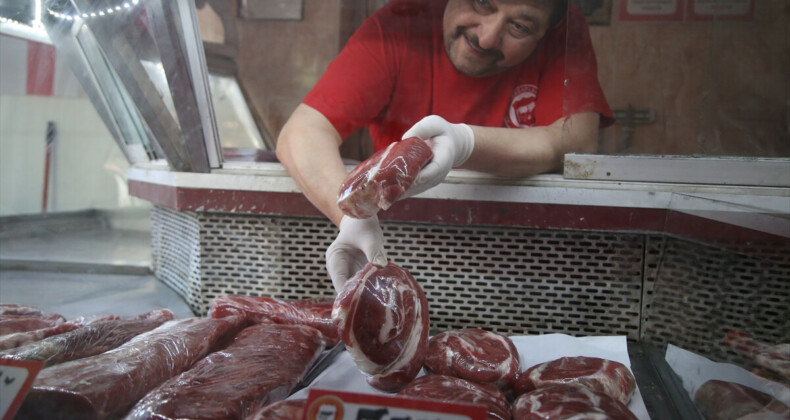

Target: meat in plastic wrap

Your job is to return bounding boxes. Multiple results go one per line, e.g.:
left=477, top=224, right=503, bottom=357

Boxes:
left=209, top=295, right=339, bottom=346
left=0, top=303, right=43, bottom=316
left=15, top=314, right=245, bottom=420
left=513, top=356, right=637, bottom=406
left=332, top=262, right=429, bottom=392
left=512, top=384, right=637, bottom=420
left=424, top=328, right=520, bottom=390
left=0, top=312, right=65, bottom=335
left=0, top=321, right=81, bottom=351
left=337, top=136, right=433, bottom=219
left=125, top=323, right=326, bottom=420
left=725, top=331, right=790, bottom=381
left=694, top=380, right=790, bottom=420
left=398, top=374, right=512, bottom=420
left=244, top=399, right=306, bottom=420
left=0, top=309, right=174, bottom=366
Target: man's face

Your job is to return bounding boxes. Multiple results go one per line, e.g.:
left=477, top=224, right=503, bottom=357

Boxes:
left=443, top=0, right=554, bottom=78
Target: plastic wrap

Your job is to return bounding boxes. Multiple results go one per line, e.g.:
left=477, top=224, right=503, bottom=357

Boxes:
left=209, top=295, right=339, bottom=346
left=244, top=399, right=306, bottom=420
left=397, top=374, right=511, bottom=420
left=0, top=321, right=81, bottom=351
left=0, top=303, right=44, bottom=316
left=337, top=136, right=433, bottom=219
left=15, top=314, right=245, bottom=420
left=126, top=323, right=325, bottom=420
left=332, top=262, right=429, bottom=392
left=425, top=328, right=519, bottom=390
left=0, top=312, right=65, bottom=335
left=725, top=331, right=790, bottom=381
left=512, top=385, right=637, bottom=420
left=513, top=356, right=637, bottom=406
left=0, top=309, right=175, bottom=366
left=693, top=380, right=790, bottom=419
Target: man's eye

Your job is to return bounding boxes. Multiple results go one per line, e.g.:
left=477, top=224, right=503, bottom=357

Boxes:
left=475, top=0, right=493, bottom=11
left=511, top=22, right=532, bottom=36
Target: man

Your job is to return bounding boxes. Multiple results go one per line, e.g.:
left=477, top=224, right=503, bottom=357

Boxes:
left=276, top=0, right=613, bottom=291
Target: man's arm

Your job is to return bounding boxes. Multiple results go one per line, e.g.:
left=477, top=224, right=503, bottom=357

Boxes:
left=276, top=104, right=347, bottom=227
left=463, top=112, right=600, bottom=177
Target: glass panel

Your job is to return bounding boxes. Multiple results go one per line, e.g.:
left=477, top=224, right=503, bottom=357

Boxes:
left=209, top=73, right=265, bottom=150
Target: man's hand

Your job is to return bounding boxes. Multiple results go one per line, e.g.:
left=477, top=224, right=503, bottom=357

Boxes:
left=401, top=115, right=475, bottom=198
left=326, top=215, right=388, bottom=292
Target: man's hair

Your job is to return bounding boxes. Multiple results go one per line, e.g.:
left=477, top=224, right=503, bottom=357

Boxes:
left=549, top=0, right=569, bottom=27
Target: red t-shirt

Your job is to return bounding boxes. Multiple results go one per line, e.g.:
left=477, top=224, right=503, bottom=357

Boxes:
left=304, top=0, right=614, bottom=152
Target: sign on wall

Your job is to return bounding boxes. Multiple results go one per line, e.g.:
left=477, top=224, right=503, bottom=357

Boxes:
left=620, top=0, right=754, bottom=22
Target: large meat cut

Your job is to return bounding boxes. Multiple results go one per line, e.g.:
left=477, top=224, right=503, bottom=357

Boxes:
left=694, top=380, right=790, bottom=420
left=244, top=399, right=306, bottom=420
left=0, top=312, right=65, bottom=335
left=424, top=328, right=519, bottom=390
left=513, top=356, right=637, bottom=405
left=332, top=262, right=429, bottom=392
left=15, top=315, right=245, bottom=420
left=0, top=321, right=80, bottom=351
left=126, top=323, right=326, bottom=420
left=512, top=384, right=637, bottom=420
left=337, top=136, right=433, bottom=219
left=397, top=374, right=512, bottom=420
left=0, top=303, right=43, bottom=316
left=0, top=309, right=174, bottom=366
left=209, top=295, right=339, bottom=346
left=725, top=331, right=790, bottom=381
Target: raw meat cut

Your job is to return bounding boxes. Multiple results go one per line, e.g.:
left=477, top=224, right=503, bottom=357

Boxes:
left=0, top=303, right=43, bottom=316
left=333, top=262, right=429, bottom=392
left=397, top=374, right=511, bottom=420
left=244, top=399, right=306, bottom=420
left=725, top=331, right=790, bottom=381
left=15, top=315, right=245, bottom=420
left=512, top=384, right=637, bottom=420
left=0, top=312, right=65, bottom=335
left=126, top=323, right=326, bottom=420
left=0, top=309, right=175, bottom=366
left=694, top=380, right=790, bottom=420
left=513, top=356, right=636, bottom=405
left=337, top=136, right=433, bottom=219
left=0, top=321, right=81, bottom=351
left=209, top=295, right=339, bottom=346
left=424, top=328, right=519, bottom=390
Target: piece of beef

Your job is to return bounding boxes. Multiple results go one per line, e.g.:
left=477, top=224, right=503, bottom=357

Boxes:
left=694, top=380, right=790, bottom=420
left=243, top=399, right=306, bottom=420
left=0, top=321, right=81, bottom=351
left=0, top=303, right=43, bottom=316
left=0, top=312, right=65, bottom=335
left=337, top=137, right=433, bottom=219
left=725, top=331, right=790, bottom=381
left=126, top=324, right=325, bottom=420
left=424, top=328, right=519, bottom=390
left=512, top=384, right=637, bottom=420
left=398, top=374, right=511, bottom=420
left=0, top=309, right=175, bottom=367
left=333, top=262, right=429, bottom=392
left=209, top=295, right=339, bottom=346
left=15, top=315, right=245, bottom=420
left=513, top=356, right=637, bottom=406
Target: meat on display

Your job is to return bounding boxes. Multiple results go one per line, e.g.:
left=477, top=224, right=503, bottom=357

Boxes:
left=0, top=303, right=44, bottom=316
left=243, top=399, right=306, bottom=420
left=424, top=328, right=520, bottom=390
left=725, top=331, right=790, bottom=381
left=397, top=374, right=512, bottom=420
left=16, top=315, right=245, bottom=420
left=333, top=262, right=429, bottom=392
left=0, top=312, right=65, bottom=335
left=0, top=309, right=175, bottom=367
left=337, top=136, right=433, bottom=219
left=513, top=356, right=637, bottom=406
left=694, top=380, right=790, bottom=420
left=0, top=321, right=81, bottom=351
left=209, top=295, right=339, bottom=346
left=125, top=324, right=326, bottom=420
left=512, top=384, right=638, bottom=420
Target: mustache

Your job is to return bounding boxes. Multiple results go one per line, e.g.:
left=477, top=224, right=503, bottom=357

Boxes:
left=454, top=27, right=504, bottom=61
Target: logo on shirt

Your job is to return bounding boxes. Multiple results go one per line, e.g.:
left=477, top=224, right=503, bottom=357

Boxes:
left=505, top=84, right=538, bottom=128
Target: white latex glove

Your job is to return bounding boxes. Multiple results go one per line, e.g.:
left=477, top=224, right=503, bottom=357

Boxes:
left=326, top=215, right=388, bottom=292
left=401, top=115, right=475, bottom=198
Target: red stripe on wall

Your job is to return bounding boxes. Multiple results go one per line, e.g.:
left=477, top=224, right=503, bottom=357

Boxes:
left=26, top=42, right=56, bottom=96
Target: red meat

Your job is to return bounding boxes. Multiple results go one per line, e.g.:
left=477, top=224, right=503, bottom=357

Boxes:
left=0, top=312, right=65, bottom=335
left=512, top=384, right=637, bottom=420
left=337, top=136, right=433, bottom=219
left=514, top=356, right=636, bottom=406
left=0, top=321, right=81, bottom=351
left=244, top=399, right=306, bottom=420
left=424, top=328, right=519, bottom=390
left=694, top=380, right=790, bottom=420
left=398, top=374, right=511, bottom=420
left=725, top=331, right=790, bottom=381
left=209, top=295, right=339, bottom=346
left=126, top=324, right=325, bottom=420
left=333, top=262, right=429, bottom=392
left=0, top=303, right=43, bottom=316
left=16, top=315, right=245, bottom=420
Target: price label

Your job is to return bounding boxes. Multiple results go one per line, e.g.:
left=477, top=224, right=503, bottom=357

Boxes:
left=303, top=389, right=487, bottom=420
left=0, top=359, right=43, bottom=420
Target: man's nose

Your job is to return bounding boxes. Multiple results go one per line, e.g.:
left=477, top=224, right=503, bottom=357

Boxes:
left=476, top=15, right=505, bottom=50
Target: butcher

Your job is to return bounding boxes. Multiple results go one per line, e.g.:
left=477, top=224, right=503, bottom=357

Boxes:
left=276, top=0, right=614, bottom=289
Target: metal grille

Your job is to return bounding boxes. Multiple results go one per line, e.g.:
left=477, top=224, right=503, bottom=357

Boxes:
left=151, top=206, right=645, bottom=339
